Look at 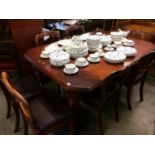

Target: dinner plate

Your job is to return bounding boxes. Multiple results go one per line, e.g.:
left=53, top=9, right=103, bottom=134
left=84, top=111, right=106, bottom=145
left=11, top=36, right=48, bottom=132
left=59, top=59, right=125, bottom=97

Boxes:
left=117, top=46, right=137, bottom=57
left=104, top=51, right=126, bottom=63
left=104, top=47, right=114, bottom=51
left=63, top=67, right=79, bottom=75
left=45, top=44, right=61, bottom=51
left=58, top=39, right=72, bottom=46
left=75, top=61, right=89, bottom=67
left=87, top=57, right=100, bottom=63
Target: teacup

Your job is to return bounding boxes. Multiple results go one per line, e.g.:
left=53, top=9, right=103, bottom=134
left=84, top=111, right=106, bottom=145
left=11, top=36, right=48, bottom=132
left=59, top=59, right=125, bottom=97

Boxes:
left=89, top=53, right=99, bottom=62
left=125, top=40, right=134, bottom=46
left=65, top=63, right=76, bottom=74
left=96, top=32, right=102, bottom=38
left=76, top=57, right=87, bottom=66
left=41, top=50, right=51, bottom=58
left=114, top=41, right=122, bottom=47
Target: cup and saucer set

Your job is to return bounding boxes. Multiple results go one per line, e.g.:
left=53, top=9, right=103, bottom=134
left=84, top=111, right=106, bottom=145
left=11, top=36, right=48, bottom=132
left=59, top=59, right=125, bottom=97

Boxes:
left=63, top=63, right=79, bottom=75
left=87, top=53, right=100, bottom=63
left=123, top=39, right=135, bottom=46
left=75, top=57, right=89, bottom=67
left=40, top=50, right=51, bottom=58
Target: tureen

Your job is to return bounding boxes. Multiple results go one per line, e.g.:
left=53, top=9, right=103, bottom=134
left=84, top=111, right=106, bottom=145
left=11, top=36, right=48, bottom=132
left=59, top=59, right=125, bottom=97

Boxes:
left=66, top=36, right=88, bottom=58
left=49, top=50, right=70, bottom=66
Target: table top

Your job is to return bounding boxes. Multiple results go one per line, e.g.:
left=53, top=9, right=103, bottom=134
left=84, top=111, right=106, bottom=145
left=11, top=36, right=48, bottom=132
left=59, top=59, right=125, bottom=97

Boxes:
left=124, top=24, right=155, bottom=34
left=24, top=35, right=155, bottom=93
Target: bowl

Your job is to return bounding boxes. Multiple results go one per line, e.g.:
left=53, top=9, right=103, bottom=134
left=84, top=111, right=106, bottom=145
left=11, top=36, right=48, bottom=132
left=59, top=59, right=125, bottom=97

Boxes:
left=66, top=47, right=88, bottom=58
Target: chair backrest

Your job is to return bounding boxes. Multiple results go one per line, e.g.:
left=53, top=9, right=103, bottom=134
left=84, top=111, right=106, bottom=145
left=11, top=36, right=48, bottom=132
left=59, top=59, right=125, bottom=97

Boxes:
left=100, top=68, right=129, bottom=105
left=125, top=51, right=155, bottom=84
left=1, top=72, right=33, bottom=126
left=35, top=30, right=61, bottom=46
left=65, top=25, right=85, bottom=38
left=128, top=30, right=145, bottom=40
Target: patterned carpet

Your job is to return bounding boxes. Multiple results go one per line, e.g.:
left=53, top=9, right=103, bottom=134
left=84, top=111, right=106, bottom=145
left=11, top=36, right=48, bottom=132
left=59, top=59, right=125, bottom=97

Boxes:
left=0, top=76, right=155, bottom=135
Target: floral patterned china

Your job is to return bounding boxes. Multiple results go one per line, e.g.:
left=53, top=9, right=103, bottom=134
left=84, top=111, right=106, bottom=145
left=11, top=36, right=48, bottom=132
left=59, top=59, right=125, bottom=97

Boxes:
left=104, top=51, right=126, bottom=63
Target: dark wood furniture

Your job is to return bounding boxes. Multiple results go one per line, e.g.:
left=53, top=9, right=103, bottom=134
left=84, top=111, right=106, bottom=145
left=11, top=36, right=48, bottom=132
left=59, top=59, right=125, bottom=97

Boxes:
left=1, top=72, right=75, bottom=135
left=24, top=35, right=155, bottom=107
left=24, top=32, right=155, bottom=134
left=124, top=51, right=155, bottom=110
left=35, top=30, right=61, bottom=46
left=34, top=29, right=61, bottom=91
left=80, top=68, right=129, bottom=134
left=9, top=19, right=42, bottom=74
left=65, top=25, right=85, bottom=38
left=0, top=73, right=43, bottom=133
left=123, top=24, right=155, bottom=42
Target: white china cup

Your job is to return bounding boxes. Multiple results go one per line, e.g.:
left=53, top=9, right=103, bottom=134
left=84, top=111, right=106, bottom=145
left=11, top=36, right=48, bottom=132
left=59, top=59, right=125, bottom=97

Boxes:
left=65, top=63, right=76, bottom=74
left=96, top=32, right=102, bottom=38
left=76, top=57, right=87, bottom=66
left=89, top=53, right=99, bottom=62
left=41, top=50, right=51, bottom=58
left=114, top=41, right=122, bottom=47
left=125, top=40, right=134, bottom=46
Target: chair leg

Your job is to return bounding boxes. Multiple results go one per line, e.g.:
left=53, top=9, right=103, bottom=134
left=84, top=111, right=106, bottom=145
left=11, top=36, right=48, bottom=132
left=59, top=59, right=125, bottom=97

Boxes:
left=69, top=119, right=75, bottom=135
left=97, top=110, right=104, bottom=134
left=22, top=114, right=28, bottom=135
left=0, top=80, right=12, bottom=118
left=6, top=99, right=11, bottom=118
left=114, top=100, right=119, bottom=123
left=12, top=103, right=20, bottom=133
left=140, top=80, right=145, bottom=102
left=56, top=84, right=61, bottom=94
left=127, top=86, right=132, bottom=110
left=114, top=91, right=121, bottom=122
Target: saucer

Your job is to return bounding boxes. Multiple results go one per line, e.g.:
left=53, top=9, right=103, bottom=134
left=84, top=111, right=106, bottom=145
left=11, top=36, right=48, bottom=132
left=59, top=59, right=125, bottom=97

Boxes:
left=40, top=54, right=49, bottom=58
left=87, top=57, right=100, bottom=63
left=104, top=47, right=114, bottom=51
left=123, top=42, right=135, bottom=46
left=75, top=61, right=89, bottom=67
left=63, top=67, right=79, bottom=75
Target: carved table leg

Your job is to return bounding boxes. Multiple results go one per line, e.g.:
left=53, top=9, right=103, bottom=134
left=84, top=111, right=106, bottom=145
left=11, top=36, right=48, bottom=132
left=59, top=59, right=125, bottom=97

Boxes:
left=66, top=91, right=79, bottom=134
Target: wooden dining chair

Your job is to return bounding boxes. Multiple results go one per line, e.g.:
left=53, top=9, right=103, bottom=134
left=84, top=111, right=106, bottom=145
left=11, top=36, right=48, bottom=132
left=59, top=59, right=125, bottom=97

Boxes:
left=1, top=72, right=75, bottom=135
left=128, top=30, right=145, bottom=40
left=65, top=25, right=85, bottom=38
left=35, top=30, right=61, bottom=46
left=34, top=30, right=61, bottom=92
left=123, top=51, right=155, bottom=110
left=80, top=68, right=129, bottom=134
left=0, top=35, right=20, bottom=119
left=0, top=72, right=44, bottom=133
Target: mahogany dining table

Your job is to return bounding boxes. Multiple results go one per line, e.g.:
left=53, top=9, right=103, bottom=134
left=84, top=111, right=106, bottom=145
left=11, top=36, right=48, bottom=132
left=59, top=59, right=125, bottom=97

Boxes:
left=24, top=32, right=155, bottom=110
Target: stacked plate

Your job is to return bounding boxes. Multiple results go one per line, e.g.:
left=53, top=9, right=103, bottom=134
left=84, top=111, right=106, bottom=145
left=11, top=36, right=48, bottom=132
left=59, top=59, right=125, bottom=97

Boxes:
left=104, top=51, right=126, bottom=63
left=117, top=46, right=137, bottom=57
left=87, top=35, right=100, bottom=52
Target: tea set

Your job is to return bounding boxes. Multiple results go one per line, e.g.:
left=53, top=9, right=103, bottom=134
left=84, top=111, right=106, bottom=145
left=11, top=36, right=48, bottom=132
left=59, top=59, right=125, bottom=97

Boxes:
left=39, top=29, right=137, bottom=75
